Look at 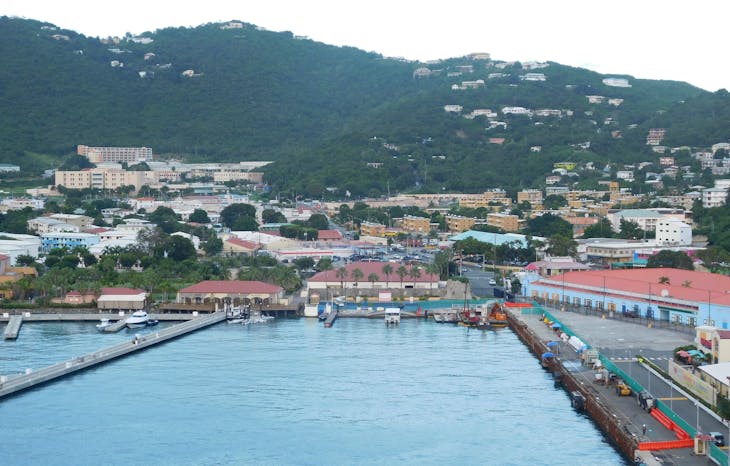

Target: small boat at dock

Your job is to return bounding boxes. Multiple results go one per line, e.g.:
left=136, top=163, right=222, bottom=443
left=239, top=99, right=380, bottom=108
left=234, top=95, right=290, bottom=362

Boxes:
left=385, top=307, right=401, bottom=326
left=96, top=319, right=113, bottom=331
left=126, top=310, right=149, bottom=328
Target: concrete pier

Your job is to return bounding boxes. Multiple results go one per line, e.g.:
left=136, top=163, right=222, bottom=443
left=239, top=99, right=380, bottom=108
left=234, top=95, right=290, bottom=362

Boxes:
left=102, top=319, right=128, bottom=333
left=0, top=311, right=226, bottom=399
left=3, top=315, right=23, bottom=340
left=324, top=310, right=338, bottom=328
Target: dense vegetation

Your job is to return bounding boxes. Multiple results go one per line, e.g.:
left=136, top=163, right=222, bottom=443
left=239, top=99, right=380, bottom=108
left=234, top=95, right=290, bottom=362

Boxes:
left=1, top=16, right=728, bottom=199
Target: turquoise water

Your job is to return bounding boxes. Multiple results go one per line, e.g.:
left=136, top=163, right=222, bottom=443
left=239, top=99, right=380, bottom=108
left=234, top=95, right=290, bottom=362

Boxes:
left=0, top=319, right=627, bottom=465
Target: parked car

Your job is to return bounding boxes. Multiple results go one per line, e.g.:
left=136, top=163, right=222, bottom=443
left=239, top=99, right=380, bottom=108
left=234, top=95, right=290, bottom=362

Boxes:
left=488, top=279, right=497, bottom=286
left=709, top=431, right=725, bottom=446
left=637, top=391, right=655, bottom=412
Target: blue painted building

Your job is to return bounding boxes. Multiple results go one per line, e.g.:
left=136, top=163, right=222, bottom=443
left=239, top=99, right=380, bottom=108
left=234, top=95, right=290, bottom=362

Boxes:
left=523, top=268, right=730, bottom=328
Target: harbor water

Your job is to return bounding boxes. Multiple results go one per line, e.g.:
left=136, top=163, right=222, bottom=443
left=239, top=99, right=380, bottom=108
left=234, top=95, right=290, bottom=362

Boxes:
left=0, top=318, right=627, bottom=465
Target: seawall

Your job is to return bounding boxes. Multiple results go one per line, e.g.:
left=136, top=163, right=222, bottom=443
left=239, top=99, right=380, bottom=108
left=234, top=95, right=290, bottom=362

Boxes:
left=506, top=310, right=638, bottom=461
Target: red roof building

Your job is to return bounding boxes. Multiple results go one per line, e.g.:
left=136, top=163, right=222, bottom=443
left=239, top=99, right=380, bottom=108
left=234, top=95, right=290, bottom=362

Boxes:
left=176, top=280, right=283, bottom=305
left=317, top=229, right=343, bottom=241
left=307, top=261, right=439, bottom=291
left=525, top=268, right=730, bottom=327
left=223, top=237, right=262, bottom=255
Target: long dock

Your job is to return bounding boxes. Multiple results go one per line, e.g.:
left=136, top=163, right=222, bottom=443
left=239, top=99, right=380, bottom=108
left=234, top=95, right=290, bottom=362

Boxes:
left=3, top=316, right=23, bottom=340
left=0, top=311, right=226, bottom=399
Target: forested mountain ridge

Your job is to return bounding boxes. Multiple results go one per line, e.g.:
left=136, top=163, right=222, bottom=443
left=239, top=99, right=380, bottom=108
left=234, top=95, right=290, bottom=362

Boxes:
left=1, top=16, right=727, bottom=197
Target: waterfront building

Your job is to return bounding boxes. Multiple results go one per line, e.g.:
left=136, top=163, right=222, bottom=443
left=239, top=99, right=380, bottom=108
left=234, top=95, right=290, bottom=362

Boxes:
left=97, top=287, right=148, bottom=311
left=306, top=261, right=439, bottom=293
left=524, top=268, right=730, bottom=327
left=176, top=280, right=284, bottom=306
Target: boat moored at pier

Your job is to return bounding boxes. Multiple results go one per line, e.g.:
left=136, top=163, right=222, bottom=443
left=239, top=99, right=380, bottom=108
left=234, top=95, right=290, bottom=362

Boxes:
left=125, top=310, right=150, bottom=328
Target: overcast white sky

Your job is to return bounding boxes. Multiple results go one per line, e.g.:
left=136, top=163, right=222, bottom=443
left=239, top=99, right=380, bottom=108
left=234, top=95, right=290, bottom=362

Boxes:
left=4, top=1, right=728, bottom=91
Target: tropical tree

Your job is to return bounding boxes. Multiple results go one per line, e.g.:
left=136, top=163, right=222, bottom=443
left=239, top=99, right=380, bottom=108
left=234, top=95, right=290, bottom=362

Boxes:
left=367, top=272, right=379, bottom=289
left=336, top=266, right=348, bottom=289
left=647, top=250, right=694, bottom=270
left=351, top=267, right=364, bottom=289
left=382, top=263, right=393, bottom=287
left=581, top=217, right=614, bottom=239
left=546, top=234, right=578, bottom=257
left=409, top=266, right=421, bottom=288
left=219, top=203, right=257, bottom=229
left=316, top=257, right=333, bottom=271
left=189, top=209, right=210, bottom=224
left=396, top=265, right=408, bottom=288
left=658, top=276, right=670, bottom=285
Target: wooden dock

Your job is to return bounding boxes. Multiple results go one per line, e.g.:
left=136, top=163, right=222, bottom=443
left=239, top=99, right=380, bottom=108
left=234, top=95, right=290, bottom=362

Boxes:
left=0, top=311, right=226, bottom=399
left=3, top=315, right=23, bottom=340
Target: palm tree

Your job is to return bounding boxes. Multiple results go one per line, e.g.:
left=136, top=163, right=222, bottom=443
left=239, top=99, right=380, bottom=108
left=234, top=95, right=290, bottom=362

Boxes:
left=426, top=263, right=440, bottom=290
left=409, top=266, right=421, bottom=288
left=351, top=268, right=364, bottom=289
left=336, top=266, right=348, bottom=290
left=396, top=265, right=408, bottom=289
left=382, top=264, right=393, bottom=288
left=658, top=276, right=670, bottom=285
left=681, top=280, right=692, bottom=288
left=367, top=273, right=379, bottom=289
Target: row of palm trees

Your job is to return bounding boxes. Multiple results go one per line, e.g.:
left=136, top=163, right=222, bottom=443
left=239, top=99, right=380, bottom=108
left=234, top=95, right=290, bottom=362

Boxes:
left=333, top=263, right=432, bottom=290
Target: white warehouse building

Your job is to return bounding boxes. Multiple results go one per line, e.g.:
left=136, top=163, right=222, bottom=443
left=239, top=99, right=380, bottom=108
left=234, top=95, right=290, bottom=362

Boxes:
left=655, top=219, right=692, bottom=246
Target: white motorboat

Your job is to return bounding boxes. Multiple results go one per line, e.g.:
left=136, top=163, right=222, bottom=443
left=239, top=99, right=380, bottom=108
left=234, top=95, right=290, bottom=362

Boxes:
left=96, top=318, right=113, bottom=331
left=126, top=310, right=149, bottom=328
left=385, top=307, right=401, bottom=326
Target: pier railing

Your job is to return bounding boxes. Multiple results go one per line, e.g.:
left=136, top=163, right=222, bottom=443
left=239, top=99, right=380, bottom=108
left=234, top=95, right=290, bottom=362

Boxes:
left=0, top=312, right=226, bottom=398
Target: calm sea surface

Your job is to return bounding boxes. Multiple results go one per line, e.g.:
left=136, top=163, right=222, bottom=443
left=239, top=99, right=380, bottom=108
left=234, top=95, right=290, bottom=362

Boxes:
left=0, top=318, right=627, bottom=465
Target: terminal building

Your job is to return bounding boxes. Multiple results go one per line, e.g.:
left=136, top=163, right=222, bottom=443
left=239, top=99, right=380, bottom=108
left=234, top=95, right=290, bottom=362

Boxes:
left=524, top=268, right=730, bottom=328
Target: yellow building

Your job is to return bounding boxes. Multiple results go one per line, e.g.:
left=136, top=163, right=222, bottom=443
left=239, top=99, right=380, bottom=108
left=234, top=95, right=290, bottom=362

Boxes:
left=360, top=221, right=386, bottom=237
left=459, top=190, right=513, bottom=209
left=445, top=215, right=476, bottom=233
left=517, top=189, right=543, bottom=206
left=486, top=213, right=522, bottom=232
left=553, top=162, right=577, bottom=170
left=401, top=215, right=433, bottom=234
left=55, top=168, right=146, bottom=191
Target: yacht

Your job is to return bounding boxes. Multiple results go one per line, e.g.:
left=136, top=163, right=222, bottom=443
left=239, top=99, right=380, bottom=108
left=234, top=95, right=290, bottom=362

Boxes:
left=126, top=310, right=150, bottom=328
left=96, top=318, right=113, bottom=331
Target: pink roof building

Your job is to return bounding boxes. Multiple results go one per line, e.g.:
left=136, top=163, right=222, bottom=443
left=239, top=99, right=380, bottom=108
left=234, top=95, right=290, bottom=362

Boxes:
left=307, top=261, right=439, bottom=291
left=177, top=280, right=283, bottom=305
left=525, top=268, right=730, bottom=326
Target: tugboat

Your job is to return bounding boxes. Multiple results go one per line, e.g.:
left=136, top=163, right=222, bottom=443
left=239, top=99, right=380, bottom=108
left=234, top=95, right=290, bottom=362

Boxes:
left=487, top=302, right=508, bottom=327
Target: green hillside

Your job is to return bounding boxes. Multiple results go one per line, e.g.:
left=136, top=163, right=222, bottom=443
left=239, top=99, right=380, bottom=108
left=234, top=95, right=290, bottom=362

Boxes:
left=1, top=16, right=726, bottom=197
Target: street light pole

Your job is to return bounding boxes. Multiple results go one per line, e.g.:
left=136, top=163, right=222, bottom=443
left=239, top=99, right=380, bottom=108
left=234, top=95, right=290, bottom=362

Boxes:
left=696, top=401, right=700, bottom=434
